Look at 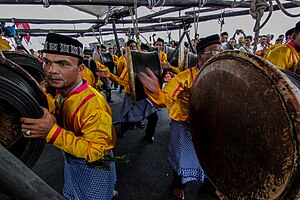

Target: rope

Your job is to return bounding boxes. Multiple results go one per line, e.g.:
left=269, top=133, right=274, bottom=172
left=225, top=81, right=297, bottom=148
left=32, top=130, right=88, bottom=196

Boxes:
left=193, top=0, right=206, bottom=39
left=231, top=0, right=245, bottom=8
left=218, top=9, right=225, bottom=33
left=92, top=27, right=102, bottom=46
left=249, top=0, right=272, bottom=53
left=129, top=0, right=141, bottom=51
left=42, top=0, right=50, bottom=8
left=274, top=0, right=300, bottom=17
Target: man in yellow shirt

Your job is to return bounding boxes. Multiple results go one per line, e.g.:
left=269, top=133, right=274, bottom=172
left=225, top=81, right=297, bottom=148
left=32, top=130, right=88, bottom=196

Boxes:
left=98, top=40, right=158, bottom=142
left=20, top=33, right=117, bottom=200
left=267, top=21, right=300, bottom=71
left=139, top=34, right=223, bottom=199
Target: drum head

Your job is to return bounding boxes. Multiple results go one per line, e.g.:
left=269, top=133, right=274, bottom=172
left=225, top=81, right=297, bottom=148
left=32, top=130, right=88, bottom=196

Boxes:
left=188, top=52, right=198, bottom=69
left=128, top=50, right=162, bottom=103
left=101, top=52, right=114, bottom=73
left=165, top=46, right=179, bottom=67
left=189, top=51, right=300, bottom=200
left=0, top=57, right=45, bottom=168
left=3, top=51, right=44, bottom=83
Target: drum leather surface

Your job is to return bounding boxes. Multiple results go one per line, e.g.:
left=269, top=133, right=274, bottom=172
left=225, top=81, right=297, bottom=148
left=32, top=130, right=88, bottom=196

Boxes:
left=189, top=51, right=300, bottom=200
left=129, top=50, right=162, bottom=102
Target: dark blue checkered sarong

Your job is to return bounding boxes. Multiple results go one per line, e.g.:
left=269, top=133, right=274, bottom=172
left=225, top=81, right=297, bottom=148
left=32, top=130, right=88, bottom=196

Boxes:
left=63, top=151, right=116, bottom=200
left=118, top=94, right=157, bottom=123
left=167, top=120, right=206, bottom=185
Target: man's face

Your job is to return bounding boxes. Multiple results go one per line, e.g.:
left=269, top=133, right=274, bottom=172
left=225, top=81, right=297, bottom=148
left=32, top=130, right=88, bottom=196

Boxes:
left=220, top=35, right=228, bottom=43
left=260, top=36, right=267, bottom=45
left=155, top=41, right=164, bottom=51
left=230, top=39, right=236, bottom=47
left=43, top=53, right=83, bottom=92
left=267, top=34, right=272, bottom=43
left=244, top=38, right=251, bottom=46
left=293, top=32, right=300, bottom=51
left=198, top=44, right=223, bottom=65
left=101, top=48, right=106, bottom=53
left=128, top=42, right=137, bottom=50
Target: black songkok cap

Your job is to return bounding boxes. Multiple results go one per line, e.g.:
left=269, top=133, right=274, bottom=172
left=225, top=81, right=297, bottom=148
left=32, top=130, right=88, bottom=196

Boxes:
left=100, top=44, right=106, bottom=50
left=141, top=43, right=150, bottom=51
left=294, top=21, right=300, bottom=32
left=156, top=37, right=164, bottom=44
left=285, top=27, right=295, bottom=38
left=126, top=39, right=137, bottom=46
left=196, top=34, right=221, bottom=54
left=220, top=32, right=228, bottom=36
left=43, top=33, right=83, bottom=59
left=83, top=48, right=93, bottom=55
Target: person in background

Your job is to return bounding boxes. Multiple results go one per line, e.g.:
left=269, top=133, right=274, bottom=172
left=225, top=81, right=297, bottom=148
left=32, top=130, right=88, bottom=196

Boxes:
left=239, top=35, right=253, bottom=54
left=255, top=35, right=268, bottom=58
left=267, top=21, right=300, bottom=71
left=220, top=32, right=229, bottom=45
left=98, top=40, right=158, bottom=142
left=139, top=34, right=224, bottom=200
left=285, top=27, right=295, bottom=43
left=20, top=33, right=117, bottom=200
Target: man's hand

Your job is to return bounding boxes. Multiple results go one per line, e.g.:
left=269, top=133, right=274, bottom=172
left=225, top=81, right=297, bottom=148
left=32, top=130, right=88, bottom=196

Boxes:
left=161, top=61, right=171, bottom=70
left=96, top=69, right=110, bottom=78
left=139, top=68, right=160, bottom=94
left=20, top=107, right=55, bottom=138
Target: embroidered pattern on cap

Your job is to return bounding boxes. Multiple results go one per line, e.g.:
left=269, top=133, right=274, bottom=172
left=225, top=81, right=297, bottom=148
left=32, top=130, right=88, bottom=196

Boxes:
left=49, top=43, right=58, bottom=51
left=60, top=43, right=70, bottom=53
left=70, top=45, right=78, bottom=55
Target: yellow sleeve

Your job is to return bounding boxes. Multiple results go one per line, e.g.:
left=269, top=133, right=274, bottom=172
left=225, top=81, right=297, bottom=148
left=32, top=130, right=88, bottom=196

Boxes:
left=46, top=98, right=116, bottom=162
left=113, top=54, right=119, bottom=66
left=266, top=45, right=293, bottom=70
left=145, top=69, right=192, bottom=109
left=170, top=60, right=185, bottom=74
left=81, top=66, right=96, bottom=87
left=109, top=66, right=128, bottom=87
left=160, top=51, right=168, bottom=63
left=117, top=56, right=126, bottom=76
left=96, top=61, right=109, bottom=70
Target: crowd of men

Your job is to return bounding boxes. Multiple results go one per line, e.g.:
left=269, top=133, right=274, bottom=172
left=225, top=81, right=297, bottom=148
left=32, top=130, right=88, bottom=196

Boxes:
left=3, top=19, right=298, bottom=200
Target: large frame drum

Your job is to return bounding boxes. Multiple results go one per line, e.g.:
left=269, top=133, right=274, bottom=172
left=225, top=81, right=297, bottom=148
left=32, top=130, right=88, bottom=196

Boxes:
left=0, top=56, right=46, bottom=168
left=189, top=51, right=300, bottom=199
left=126, top=48, right=162, bottom=104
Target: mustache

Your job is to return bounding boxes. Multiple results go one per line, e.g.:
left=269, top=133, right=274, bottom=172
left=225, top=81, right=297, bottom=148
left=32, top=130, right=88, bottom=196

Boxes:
left=46, top=75, right=63, bottom=80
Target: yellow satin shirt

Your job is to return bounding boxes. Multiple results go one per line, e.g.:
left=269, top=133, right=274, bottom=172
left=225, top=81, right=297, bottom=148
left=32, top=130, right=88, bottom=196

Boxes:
left=117, top=55, right=126, bottom=76
left=46, top=81, right=116, bottom=162
left=145, top=66, right=198, bottom=122
left=266, top=42, right=300, bottom=71
left=81, top=65, right=96, bottom=87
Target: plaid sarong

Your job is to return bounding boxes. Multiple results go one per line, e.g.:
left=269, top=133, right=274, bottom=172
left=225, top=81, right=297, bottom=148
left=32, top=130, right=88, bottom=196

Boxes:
left=167, top=120, right=206, bottom=185
left=63, top=151, right=116, bottom=200
left=118, top=94, right=157, bottom=123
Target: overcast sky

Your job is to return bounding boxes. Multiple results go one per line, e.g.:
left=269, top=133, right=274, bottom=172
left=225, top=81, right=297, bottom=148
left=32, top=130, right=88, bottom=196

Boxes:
left=0, top=4, right=299, bottom=50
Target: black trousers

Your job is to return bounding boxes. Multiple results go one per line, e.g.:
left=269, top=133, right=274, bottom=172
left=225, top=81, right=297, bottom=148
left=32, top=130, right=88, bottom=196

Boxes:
left=120, top=112, right=158, bottom=136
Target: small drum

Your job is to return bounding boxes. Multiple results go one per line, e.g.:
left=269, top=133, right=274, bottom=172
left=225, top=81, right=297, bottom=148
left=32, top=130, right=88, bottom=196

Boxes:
left=165, top=46, right=180, bottom=67
left=187, top=52, right=198, bottom=69
left=149, top=46, right=159, bottom=53
left=3, top=51, right=44, bottom=83
left=101, top=52, right=115, bottom=73
left=126, top=47, right=162, bottom=104
left=0, top=57, right=46, bottom=168
left=189, top=51, right=300, bottom=199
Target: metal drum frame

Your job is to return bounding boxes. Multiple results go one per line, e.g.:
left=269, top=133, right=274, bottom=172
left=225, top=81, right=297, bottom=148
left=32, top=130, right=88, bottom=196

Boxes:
left=189, top=50, right=300, bottom=200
